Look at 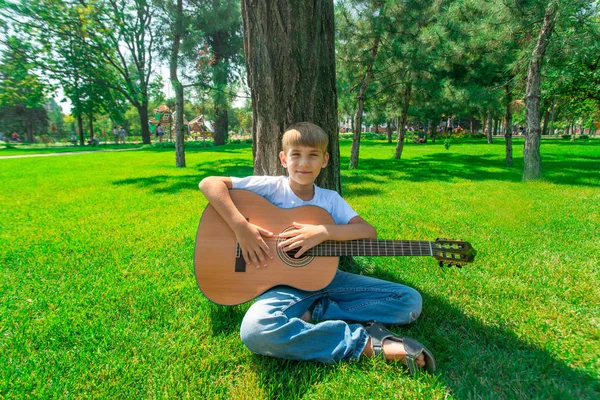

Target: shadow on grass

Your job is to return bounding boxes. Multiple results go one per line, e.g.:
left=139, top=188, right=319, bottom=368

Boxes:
left=201, top=256, right=598, bottom=398
left=367, top=265, right=598, bottom=398
left=112, top=140, right=598, bottom=195
left=111, top=159, right=253, bottom=194
left=341, top=147, right=599, bottom=194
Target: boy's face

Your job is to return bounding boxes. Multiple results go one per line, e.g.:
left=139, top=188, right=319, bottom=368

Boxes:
left=279, top=145, right=329, bottom=186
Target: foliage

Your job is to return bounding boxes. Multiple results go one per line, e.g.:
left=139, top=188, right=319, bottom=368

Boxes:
left=0, top=33, right=49, bottom=141
left=1, top=0, right=157, bottom=143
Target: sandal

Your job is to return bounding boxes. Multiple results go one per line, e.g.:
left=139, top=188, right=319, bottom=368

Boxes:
left=364, top=321, right=437, bottom=375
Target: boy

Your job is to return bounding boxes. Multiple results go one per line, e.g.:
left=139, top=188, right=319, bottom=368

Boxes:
left=198, top=122, right=435, bottom=375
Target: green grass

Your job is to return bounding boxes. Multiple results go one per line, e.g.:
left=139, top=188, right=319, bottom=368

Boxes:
left=0, top=143, right=145, bottom=156
left=1, top=138, right=598, bottom=399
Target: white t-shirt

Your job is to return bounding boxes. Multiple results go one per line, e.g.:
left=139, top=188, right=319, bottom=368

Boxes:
left=230, top=175, right=358, bottom=225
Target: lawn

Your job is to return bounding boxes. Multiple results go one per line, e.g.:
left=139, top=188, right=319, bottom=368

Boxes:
left=1, top=138, right=598, bottom=399
left=0, top=143, right=145, bottom=157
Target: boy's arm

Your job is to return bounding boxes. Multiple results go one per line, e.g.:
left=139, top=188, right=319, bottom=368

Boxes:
left=198, top=176, right=273, bottom=268
left=278, top=216, right=377, bottom=258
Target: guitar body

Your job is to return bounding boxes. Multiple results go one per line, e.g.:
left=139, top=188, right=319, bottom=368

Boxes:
left=194, top=190, right=339, bottom=305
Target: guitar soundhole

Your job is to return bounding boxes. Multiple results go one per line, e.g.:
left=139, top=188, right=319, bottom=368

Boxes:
left=277, top=227, right=314, bottom=268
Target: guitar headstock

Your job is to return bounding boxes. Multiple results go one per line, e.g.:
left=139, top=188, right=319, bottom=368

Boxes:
left=433, top=238, right=477, bottom=268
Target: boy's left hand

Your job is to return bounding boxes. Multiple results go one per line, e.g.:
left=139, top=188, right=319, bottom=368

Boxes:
left=277, top=222, right=328, bottom=258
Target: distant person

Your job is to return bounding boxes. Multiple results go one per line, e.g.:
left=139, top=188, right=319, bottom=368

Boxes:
left=112, top=126, right=119, bottom=144
left=119, top=126, right=126, bottom=144
left=156, top=123, right=164, bottom=142
left=87, top=135, right=100, bottom=146
left=11, top=132, right=18, bottom=142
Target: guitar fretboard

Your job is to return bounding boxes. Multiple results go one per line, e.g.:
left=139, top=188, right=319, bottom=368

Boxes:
left=305, top=240, right=435, bottom=257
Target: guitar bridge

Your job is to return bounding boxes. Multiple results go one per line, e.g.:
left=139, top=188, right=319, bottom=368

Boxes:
left=235, top=244, right=246, bottom=272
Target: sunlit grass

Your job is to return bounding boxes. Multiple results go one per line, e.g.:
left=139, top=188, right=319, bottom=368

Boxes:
left=1, top=138, right=598, bottom=398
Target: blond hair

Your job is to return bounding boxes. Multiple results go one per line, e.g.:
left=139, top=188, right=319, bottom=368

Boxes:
left=282, top=122, right=329, bottom=153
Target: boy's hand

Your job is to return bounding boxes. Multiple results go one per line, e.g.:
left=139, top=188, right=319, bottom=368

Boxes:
left=278, top=222, right=328, bottom=258
left=234, top=222, right=273, bottom=268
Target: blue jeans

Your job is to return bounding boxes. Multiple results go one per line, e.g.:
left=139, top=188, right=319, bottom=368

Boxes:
left=240, top=270, right=422, bottom=363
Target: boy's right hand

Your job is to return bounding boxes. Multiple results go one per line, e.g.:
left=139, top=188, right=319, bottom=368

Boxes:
left=233, top=222, right=274, bottom=268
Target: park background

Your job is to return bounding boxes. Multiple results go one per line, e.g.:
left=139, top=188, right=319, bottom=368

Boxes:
left=1, top=0, right=599, bottom=399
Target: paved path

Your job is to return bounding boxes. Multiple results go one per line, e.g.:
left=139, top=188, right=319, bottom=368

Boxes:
left=0, top=147, right=143, bottom=160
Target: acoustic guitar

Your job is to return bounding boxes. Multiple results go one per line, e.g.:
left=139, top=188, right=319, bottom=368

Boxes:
left=194, top=190, right=476, bottom=305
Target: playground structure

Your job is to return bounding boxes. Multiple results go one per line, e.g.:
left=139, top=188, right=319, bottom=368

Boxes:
left=188, top=115, right=214, bottom=141
left=149, top=104, right=214, bottom=142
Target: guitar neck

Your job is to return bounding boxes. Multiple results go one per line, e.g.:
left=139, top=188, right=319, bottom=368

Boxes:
left=306, top=239, right=435, bottom=257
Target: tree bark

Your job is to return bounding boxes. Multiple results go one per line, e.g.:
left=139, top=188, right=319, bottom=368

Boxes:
left=170, top=0, right=186, bottom=167
left=241, top=0, right=340, bottom=192
left=212, top=30, right=229, bottom=146
left=523, top=1, right=559, bottom=181
left=549, top=95, right=556, bottom=135
left=394, top=83, right=412, bottom=159
left=77, top=115, right=84, bottom=145
left=386, top=120, right=392, bottom=143
left=505, top=83, right=513, bottom=167
left=88, top=115, right=94, bottom=140
left=486, top=109, right=493, bottom=143
left=493, top=118, right=499, bottom=136
left=350, top=36, right=380, bottom=169
left=541, top=108, right=550, bottom=135
left=137, top=103, right=151, bottom=144
left=26, top=122, right=34, bottom=143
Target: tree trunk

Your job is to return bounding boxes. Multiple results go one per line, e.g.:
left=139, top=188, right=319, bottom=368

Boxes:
left=212, top=30, right=229, bottom=146
left=386, top=121, right=392, bottom=143
left=541, top=108, right=550, bottom=135
left=486, top=110, right=493, bottom=143
left=88, top=115, right=94, bottom=140
left=549, top=95, right=557, bottom=135
left=505, top=83, right=513, bottom=167
left=241, top=0, right=340, bottom=192
left=493, top=118, right=499, bottom=136
left=77, top=115, right=84, bottom=145
left=138, top=101, right=152, bottom=144
left=470, top=117, right=474, bottom=134
left=479, top=113, right=484, bottom=135
left=523, top=1, right=559, bottom=181
left=350, top=36, right=380, bottom=169
left=170, top=0, right=186, bottom=167
left=571, top=121, right=575, bottom=142
left=26, top=123, right=34, bottom=143
left=394, top=83, right=412, bottom=159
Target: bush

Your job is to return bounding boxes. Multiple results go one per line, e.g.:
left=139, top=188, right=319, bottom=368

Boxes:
left=579, top=134, right=589, bottom=140
left=468, top=133, right=486, bottom=139
left=148, top=140, right=216, bottom=149
left=39, top=134, right=55, bottom=146
left=339, top=132, right=388, bottom=140
left=562, top=134, right=571, bottom=140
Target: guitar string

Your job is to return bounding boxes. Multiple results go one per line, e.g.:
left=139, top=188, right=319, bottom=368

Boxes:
left=253, top=239, right=439, bottom=256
